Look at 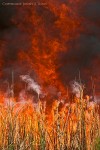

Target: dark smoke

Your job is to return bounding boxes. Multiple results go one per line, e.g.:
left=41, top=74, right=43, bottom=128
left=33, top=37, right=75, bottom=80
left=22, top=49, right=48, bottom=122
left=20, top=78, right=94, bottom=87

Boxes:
left=58, top=0, right=100, bottom=95
left=0, top=0, right=32, bottom=78
left=0, top=0, right=100, bottom=96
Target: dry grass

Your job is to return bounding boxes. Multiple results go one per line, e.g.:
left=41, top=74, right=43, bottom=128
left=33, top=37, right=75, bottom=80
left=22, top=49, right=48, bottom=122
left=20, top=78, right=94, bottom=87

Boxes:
left=0, top=90, right=99, bottom=150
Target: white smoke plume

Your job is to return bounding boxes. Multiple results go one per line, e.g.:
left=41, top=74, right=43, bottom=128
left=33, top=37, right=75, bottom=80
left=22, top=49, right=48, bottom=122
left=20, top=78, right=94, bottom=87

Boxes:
left=19, top=90, right=27, bottom=102
left=94, top=96, right=100, bottom=104
left=20, top=75, right=42, bottom=98
left=71, top=81, right=83, bottom=98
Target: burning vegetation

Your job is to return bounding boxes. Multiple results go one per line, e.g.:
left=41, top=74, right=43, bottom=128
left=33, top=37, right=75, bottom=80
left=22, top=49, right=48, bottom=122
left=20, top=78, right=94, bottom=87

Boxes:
left=0, top=76, right=99, bottom=150
left=0, top=0, right=100, bottom=149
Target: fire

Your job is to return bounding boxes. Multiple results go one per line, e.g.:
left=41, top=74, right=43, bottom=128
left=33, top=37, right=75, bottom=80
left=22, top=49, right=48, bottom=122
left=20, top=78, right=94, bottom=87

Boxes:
left=0, top=57, right=99, bottom=148
left=0, top=0, right=99, bottom=97
left=0, top=0, right=100, bottom=149
left=15, top=0, right=84, bottom=98
left=0, top=91, right=99, bottom=149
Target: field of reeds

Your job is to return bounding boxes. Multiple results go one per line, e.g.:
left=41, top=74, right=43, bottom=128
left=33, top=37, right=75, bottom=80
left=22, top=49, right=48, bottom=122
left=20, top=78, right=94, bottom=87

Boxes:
left=0, top=96, right=99, bottom=150
left=0, top=79, right=100, bottom=150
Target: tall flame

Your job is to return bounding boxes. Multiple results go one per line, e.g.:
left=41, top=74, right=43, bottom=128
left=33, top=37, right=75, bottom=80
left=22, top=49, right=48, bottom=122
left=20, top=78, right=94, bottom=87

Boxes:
left=16, top=0, right=83, bottom=97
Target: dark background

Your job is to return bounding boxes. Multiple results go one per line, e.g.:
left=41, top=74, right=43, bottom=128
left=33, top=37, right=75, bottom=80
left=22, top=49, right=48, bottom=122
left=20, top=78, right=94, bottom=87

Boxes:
left=0, top=0, right=100, bottom=99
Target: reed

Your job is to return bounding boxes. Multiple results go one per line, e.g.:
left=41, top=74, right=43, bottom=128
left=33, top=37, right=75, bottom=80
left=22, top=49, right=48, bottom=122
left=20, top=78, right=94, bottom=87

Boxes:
left=0, top=89, right=99, bottom=150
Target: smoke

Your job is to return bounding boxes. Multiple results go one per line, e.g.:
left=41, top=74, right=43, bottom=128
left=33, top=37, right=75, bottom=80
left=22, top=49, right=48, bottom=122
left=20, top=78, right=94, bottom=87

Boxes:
left=0, top=0, right=100, bottom=97
left=19, top=90, right=26, bottom=102
left=94, top=96, right=100, bottom=104
left=20, top=75, right=42, bottom=98
left=71, top=81, right=83, bottom=98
